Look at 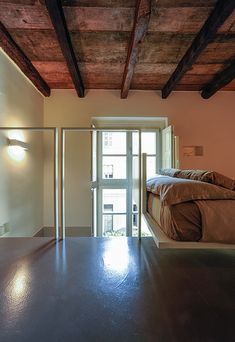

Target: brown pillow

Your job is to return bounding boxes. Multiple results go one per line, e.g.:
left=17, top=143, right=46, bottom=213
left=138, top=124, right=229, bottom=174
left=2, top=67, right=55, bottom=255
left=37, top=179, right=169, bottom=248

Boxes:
left=176, top=170, right=235, bottom=191
left=159, top=168, right=180, bottom=177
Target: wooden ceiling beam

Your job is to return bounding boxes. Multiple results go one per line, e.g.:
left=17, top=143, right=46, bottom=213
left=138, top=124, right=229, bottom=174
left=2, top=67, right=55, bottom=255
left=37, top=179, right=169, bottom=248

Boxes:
left=201, top=61, right=235, bottom=98
left=45, top=0, right=85, bottom=97
left=161, top=0, right=235, bottom=99
left=0, top=21, right=50, bottom=97
left=121, top=0, right=151, bottom=99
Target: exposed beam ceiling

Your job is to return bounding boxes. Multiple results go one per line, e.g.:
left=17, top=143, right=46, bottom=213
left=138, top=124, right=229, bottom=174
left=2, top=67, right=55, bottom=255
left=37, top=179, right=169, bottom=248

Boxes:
left=121, top=0, right=151, bottom=99
left=0, top=1, right=234, bottom=95
left=0, top=21, right=50, bottom=97
left=162, top=0, right=235, bottom=99
left=201, top=61, right=235, bottom=98
left=45, top=0, right=85, bottom=98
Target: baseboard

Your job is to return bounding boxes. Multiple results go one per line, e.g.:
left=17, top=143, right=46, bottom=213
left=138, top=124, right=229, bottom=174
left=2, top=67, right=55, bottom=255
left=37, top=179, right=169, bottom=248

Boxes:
left=34, top=227, right=45, bottom=237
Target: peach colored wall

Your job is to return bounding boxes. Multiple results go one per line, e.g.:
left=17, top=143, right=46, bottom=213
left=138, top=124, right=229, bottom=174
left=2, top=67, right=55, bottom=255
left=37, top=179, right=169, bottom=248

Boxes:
left=44, top=89, right=235, bottom=178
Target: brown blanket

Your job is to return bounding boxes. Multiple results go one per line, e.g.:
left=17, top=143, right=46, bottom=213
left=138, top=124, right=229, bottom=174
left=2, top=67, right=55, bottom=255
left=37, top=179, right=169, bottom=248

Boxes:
left=147, top=175, right=235, bottom=206
left=196, top=200, right=235, bottom=244
left=148, top=193, right=202, bottom=241
left=147, top=175, right=235, bottom=244
left=160, top=201, right=202, bottom=241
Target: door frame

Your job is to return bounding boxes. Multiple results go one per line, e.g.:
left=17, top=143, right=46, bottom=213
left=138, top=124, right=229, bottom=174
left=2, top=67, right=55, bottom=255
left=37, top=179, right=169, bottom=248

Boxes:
left=95, top=129, right=160, bottom=237
left=96, top=130, right=137, bottom=237
left=61, top=128, right=142, bottom=240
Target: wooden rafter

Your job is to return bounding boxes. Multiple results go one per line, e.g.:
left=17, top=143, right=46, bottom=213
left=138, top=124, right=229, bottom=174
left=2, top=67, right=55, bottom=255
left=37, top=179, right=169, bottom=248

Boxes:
left=121, top=0, right=151, bottom=99
left=0, top=21, right=50, bottom=97
left=161, top=0, right=235, bottom=99
left=45, top=0, right=85, bottom=97
left=201, top=61, right=235, bottom=98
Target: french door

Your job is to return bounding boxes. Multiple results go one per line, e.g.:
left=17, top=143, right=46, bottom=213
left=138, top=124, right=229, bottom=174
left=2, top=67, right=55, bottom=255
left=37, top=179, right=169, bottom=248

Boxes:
left=93, top=129, right=160, bottom=237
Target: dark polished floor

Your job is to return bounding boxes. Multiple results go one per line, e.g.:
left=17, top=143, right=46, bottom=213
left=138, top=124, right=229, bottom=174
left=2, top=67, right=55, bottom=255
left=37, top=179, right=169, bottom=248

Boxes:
left=0, top=237, right=234, bottom=342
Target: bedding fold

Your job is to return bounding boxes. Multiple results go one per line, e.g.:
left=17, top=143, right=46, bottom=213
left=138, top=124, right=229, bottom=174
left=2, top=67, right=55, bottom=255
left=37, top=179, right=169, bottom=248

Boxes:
left=147, top=175, right=235, bottom=206
left=147, top=193, right=202, bottom=241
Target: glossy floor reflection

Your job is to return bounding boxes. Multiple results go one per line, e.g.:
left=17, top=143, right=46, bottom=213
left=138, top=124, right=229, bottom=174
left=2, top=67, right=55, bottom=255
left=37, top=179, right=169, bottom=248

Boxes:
left=0, top=237, right=234, bottom=342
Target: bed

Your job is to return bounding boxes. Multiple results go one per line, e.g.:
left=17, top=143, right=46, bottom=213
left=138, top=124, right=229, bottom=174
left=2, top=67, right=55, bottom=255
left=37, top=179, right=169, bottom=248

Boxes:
left=143, top=167, right=235, bottom=249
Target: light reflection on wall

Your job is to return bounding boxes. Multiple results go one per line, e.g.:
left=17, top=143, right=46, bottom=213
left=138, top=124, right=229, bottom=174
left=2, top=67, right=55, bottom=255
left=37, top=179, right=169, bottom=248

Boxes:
left=7, top=145, right=26, bottom=162
left=103, top=238, right=129, bottom=274
left=8, top=129, right=25, bottom=142
left=7, top=130, right=27, bottom=162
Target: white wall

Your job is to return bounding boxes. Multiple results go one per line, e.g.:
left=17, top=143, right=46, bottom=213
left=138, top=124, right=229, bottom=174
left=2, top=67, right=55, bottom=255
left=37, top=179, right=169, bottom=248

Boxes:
left=43, top=89, right=235, bottom=228
left=64, top=131, right=92, bottom=228
left=0, top=49, right=44, bottom=236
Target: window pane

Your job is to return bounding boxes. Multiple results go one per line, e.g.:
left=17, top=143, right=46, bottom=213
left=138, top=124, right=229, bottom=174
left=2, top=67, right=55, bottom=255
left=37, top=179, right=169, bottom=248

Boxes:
left=147, top=156, right=157, bottom=178
left=103, top=215, right=113, bottom=234
left=132, top=132, right=139, bottom=155
left=102, top=215, right=126, bottom=236
left=102, top=132, right=126, bottom=155
left=132, top=156, right=139, bottom=176
left=132, top=214, right=151, bottom=237
left=132, top=132, right=156, bottom=155
left=102, top=189, right=126, bottom=213
left=142, top=132, right=156, bottom=154
left=102, top=156, right=126, bottom=179
left=132, top=214, right=138, bottom=237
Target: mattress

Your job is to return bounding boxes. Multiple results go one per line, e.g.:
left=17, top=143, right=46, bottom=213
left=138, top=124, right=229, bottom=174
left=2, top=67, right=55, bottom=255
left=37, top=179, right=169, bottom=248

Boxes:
left=147, top=193, right=202, bottom=241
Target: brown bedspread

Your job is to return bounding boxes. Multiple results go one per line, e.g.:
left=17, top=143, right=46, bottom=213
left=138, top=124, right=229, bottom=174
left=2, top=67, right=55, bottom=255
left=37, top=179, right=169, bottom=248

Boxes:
left=147, top=175, right=235, bottom=243
left=160, top=201, right=202, bottom=241
left=148, top=193, right=201, bottom=241
left=196, top=200, right=235, bottom=244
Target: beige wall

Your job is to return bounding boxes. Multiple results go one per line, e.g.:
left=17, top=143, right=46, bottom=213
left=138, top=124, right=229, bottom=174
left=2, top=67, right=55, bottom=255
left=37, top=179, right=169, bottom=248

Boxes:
left=0, top=49, right=44, bottom=236
left=44, top=89, right=235, bottom=177
left=43, top=89, right=235, bottom=228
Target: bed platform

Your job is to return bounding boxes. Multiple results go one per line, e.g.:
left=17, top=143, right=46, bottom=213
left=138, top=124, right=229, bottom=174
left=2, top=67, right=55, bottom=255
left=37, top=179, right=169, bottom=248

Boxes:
left=143, top=212, right=235, bottom=249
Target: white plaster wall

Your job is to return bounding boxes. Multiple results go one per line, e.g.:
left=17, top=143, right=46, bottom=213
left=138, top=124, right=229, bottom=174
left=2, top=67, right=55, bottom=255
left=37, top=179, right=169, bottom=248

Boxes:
left=43, top=89, right=235, bottom=227
left=0, top=49, right=44, bottom=236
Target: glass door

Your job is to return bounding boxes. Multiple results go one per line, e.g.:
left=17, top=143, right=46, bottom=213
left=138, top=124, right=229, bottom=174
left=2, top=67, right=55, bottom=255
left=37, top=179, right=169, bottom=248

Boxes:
left=97, top=131, right=129, bottom=237
left=94, top=130, right=160, bottom=237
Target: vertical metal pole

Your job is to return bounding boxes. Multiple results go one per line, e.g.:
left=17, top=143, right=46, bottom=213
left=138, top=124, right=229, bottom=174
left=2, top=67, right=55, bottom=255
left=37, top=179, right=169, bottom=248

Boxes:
left=127, top=131, right=132, bottom=237
left=142, top=153, right=147, bottom=214
left=97, top=130, right=102, bottom=237
left=61, top=128, right=65, bottom=239
left=138, top=129, right=142, bottom=240
left=91, top=130, right=94, bottom=237
left=174, top=135, right=180, bottom=169
left=54, top=128, right=59, bottom=239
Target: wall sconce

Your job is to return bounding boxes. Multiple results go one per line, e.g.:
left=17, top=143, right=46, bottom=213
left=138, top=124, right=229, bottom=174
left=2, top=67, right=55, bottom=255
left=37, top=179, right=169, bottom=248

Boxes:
left=7, top=138, right=28, bottom=161
left=7, top=139, right=28, bottom=150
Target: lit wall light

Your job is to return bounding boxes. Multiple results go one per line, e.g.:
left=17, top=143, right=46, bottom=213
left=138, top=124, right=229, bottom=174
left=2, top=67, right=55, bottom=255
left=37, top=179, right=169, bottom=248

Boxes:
left=7, top=138, right=28, bottom=162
